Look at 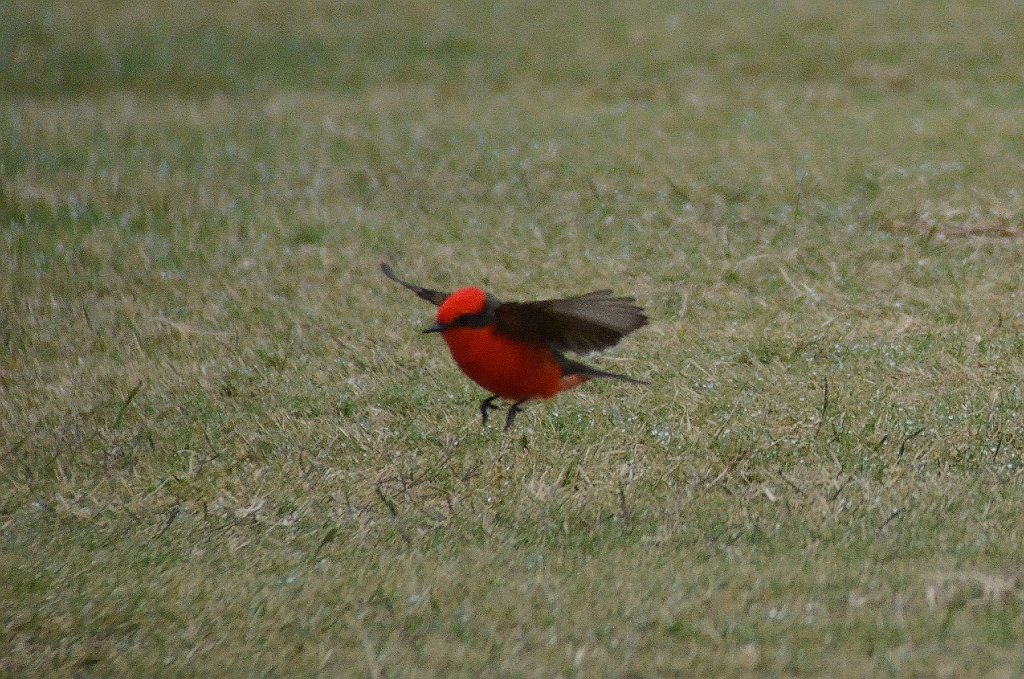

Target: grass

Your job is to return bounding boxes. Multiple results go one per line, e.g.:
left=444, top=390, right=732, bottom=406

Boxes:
left=3, top=0, right=1024, bottom=676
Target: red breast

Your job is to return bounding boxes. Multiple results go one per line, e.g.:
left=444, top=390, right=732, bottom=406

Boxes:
left=440, top=326, right=567, bottom=400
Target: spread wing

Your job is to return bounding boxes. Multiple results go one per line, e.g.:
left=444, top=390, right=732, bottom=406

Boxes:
left=494, top=290, right=647, bottom=354
left=380, top=263, right=449, bottom=306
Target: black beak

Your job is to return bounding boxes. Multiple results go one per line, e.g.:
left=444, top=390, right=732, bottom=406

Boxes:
left=422, top=323, right=446, bottom=334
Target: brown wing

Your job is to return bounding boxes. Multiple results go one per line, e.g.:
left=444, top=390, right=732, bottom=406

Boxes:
left=380, top=262, right=449, bottom=306
left=494, top=290, right=647, bottom=354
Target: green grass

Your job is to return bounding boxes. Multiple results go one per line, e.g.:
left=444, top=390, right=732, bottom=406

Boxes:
left=3, top=0, right=1024, bottom=676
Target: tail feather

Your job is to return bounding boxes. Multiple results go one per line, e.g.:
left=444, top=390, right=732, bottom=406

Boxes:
left=557, top=355, right=649, bottom=385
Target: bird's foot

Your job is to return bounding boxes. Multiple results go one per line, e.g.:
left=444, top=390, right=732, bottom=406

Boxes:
left=504, top=400, right=528, bottom=431
left=479, top=395, right=502, bottom=425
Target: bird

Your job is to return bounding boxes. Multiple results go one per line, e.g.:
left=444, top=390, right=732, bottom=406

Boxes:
left=381, top=262, right=648, bottom=430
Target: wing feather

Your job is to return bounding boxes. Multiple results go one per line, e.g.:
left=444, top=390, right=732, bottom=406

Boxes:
left=494, top=290, right=647, bottom=354
left=380, top=263, right=449, bottom=306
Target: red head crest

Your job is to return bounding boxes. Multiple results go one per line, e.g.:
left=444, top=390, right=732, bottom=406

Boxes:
left=437, top=287, right=487, bottom=326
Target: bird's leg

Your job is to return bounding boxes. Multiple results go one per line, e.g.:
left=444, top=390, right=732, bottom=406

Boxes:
left=504, top=400, right=529, bottom=431
left=479, top=395, right=502, bottom=425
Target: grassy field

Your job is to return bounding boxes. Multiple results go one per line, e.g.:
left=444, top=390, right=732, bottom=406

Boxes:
left=4, top=0, right=1024, bottom=676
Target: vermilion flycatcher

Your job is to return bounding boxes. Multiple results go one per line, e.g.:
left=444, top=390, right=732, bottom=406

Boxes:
left=382, top=263, right=648, bottom=430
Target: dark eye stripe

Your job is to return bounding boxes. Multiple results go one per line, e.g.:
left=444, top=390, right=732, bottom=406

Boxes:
left=453, top=311, right=492, bottom=328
